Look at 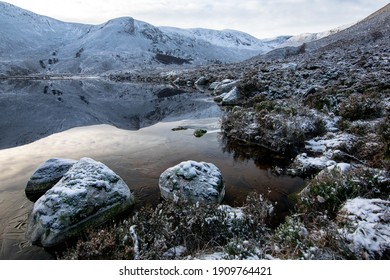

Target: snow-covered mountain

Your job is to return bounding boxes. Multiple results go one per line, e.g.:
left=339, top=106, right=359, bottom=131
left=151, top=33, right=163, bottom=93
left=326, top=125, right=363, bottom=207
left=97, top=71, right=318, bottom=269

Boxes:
left=278, top=24, right=353, bottom=48
left=0, top=1, right=292, bottom=75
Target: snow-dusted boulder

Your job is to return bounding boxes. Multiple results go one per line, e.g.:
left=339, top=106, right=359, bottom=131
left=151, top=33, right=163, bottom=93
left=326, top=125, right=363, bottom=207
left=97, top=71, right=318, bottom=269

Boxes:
left=208, top=81, right=221, bottom=90
left=289, top=152, right=336, bottom=176
left=159, top=160, right=225, bottom=204
left=221, top=86, right=240, bottom=106
left=214, top=80, right=239, bottom=95
left=26, top=157, right=135, bottom=247
left=25, top=158, right=77, bottom=201
left=337, top=198, right=390, bottom=259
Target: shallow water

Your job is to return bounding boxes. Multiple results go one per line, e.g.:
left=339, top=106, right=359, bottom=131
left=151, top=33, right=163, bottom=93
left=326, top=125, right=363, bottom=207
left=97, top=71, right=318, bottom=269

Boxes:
left=0, top=80, right=305, bottom=259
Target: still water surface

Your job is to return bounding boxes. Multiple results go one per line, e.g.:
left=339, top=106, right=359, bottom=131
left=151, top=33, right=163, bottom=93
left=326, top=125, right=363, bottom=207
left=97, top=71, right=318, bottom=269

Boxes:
left=0, top=80, right=304, bottom=259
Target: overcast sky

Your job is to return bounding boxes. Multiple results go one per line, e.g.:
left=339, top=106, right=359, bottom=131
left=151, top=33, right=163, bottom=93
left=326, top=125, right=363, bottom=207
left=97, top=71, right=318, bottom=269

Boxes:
left=4, top=0, right=389, bottom=38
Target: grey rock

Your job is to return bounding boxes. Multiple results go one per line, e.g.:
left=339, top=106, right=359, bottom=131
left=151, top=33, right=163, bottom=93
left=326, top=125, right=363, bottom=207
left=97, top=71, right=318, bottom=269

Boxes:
left=221, top=86, right=240, bottom=106
left=26, top=157, right=135, bottom=247
left=214, top=80, right=239, bottom=95
left=195, top=76, right=207, bottom=85
left=208, top=81, right=221, bottom=90
left=25, top=158, right=77, bottom=202
left=159, top=160, right=225, bottom=204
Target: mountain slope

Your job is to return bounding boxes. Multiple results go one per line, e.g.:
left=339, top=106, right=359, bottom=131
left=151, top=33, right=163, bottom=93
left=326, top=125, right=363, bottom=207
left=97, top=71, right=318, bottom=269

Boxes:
left=0, top=1, right=291, bottom=75
left=262, top=3, right=390, bottom=59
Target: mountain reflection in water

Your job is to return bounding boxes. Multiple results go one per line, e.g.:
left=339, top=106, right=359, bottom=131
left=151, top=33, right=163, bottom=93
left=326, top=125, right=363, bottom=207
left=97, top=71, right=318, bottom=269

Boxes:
left=0, top=80, right=304, bottom=259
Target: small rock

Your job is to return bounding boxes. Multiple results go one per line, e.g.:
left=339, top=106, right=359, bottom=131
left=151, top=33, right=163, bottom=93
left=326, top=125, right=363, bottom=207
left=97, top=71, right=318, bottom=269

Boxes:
left=172, top=126, right=188, bottom=131
left=26, top=157, right=135, bottom=247
left=159, top=160, right=225, bottom=204
left=214, top=80, right=239, bottom=95
left=221, top=86, right=240, bottom=106
left=208, top=81, right=221, bottom=90
left=195, top=76, right=207, bottom=86
left=25, top=158, right=77, bottom=201
left=194, top=129, right=207, bottom=137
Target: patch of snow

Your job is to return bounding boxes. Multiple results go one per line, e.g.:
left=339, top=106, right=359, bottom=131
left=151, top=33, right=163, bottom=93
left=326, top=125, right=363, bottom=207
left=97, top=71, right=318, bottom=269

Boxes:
left=338, top=198, right=390, bottom=259
left=292, top=151, right=336, bottom=174
left=162, top=246, right=187, bottom=258
left=327, top=163, right=352, bottom=173
left=130, top=225, right=139, bottom=260
left=305, top=133, right=355, bottom=153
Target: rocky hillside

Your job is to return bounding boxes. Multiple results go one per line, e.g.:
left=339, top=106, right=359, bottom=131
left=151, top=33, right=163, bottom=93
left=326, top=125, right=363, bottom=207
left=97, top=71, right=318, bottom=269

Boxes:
left=263, top=3, right=390, bottom=59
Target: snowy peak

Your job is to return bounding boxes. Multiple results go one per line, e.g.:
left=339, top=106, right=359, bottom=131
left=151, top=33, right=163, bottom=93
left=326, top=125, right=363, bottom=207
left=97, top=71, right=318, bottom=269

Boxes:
left=1, top=2, right=292, bottom=74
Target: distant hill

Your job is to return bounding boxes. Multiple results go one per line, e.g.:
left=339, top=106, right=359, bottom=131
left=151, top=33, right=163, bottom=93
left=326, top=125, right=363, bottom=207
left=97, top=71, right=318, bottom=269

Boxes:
left=0, top=1, right=291, bottom=75
left=262, top=3, right=390, bottom=59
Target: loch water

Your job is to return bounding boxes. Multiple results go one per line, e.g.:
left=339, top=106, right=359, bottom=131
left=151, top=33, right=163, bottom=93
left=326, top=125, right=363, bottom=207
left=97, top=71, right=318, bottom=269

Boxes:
left=0, top=79, right=304, bottom=259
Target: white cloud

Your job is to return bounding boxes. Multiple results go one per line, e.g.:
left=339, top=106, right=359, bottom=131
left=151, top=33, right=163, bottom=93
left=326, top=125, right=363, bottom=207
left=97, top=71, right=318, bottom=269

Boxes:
left=3, top=0, right=389, bottom=38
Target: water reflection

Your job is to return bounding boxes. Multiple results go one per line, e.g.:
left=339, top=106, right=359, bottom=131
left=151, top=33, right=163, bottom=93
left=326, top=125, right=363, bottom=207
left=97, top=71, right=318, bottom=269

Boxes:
left=0, top=80, right=305, bottom=259
left=0, top=79, right=215, bottom=149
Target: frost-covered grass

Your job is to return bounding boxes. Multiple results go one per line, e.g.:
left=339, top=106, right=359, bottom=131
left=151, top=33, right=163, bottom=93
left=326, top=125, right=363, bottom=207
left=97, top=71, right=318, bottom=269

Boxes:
left=273, top=166, right=390, bottom=260
left=298, top=167, right=389, bottom=217
left=60, top=193, right=274, bottom=260
left=60, top=164, right=389, bottom=260
left=221, top=100, right=327, bottom=156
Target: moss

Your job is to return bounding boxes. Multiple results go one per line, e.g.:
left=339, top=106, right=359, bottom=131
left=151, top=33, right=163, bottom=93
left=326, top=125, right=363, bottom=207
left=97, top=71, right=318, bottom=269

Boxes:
left=338, top=93, right=383, bottom=121
left=193, top=129, right=207, bottom=137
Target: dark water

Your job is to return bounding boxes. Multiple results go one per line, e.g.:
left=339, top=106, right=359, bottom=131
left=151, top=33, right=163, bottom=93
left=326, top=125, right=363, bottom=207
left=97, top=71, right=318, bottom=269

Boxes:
left=0, top=79, right=305, bottom=259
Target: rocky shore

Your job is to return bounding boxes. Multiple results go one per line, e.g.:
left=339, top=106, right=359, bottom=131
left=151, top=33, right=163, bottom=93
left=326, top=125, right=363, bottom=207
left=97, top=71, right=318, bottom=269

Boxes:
left=90, top=10, right=390, bottom=259
left=17, top=3, right=390, bottom=260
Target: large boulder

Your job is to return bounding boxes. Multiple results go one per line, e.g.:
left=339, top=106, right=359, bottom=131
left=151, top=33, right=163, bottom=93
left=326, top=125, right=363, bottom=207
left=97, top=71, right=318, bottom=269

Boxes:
left=25, top=158, right=77, bottom=201
left=159, top=160, right=225, bottom=204
left=26, top=157, right=135, bottom=247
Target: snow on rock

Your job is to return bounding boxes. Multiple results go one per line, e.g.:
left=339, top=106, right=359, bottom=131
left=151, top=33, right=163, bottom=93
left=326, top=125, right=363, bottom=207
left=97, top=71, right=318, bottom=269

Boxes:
left=208, top=81, right=222, bottom=90
left=25, top=158, right=77, bottom=202
left=221, top=87, right=240, bottom=106
left=159, top=160, right=225, bottom=204
left=305, top=133, right=355, bottom=153
left=214, top=80, right=240, bottom=95
left=289, top=132, right=356, bottom=176
left=289, top=151, right=336, bottom=176
left=337, top=198, right=390, bottom=259
left=326, top=163, right=352, bottom=173
left=26, top=157, right=135, bottom=247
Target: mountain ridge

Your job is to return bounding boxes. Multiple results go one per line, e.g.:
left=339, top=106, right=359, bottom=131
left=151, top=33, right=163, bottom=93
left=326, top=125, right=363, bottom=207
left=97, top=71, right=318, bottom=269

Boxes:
left=0, top=1, right=290, bottom=75
left=0, top=1, right=354, bottom=76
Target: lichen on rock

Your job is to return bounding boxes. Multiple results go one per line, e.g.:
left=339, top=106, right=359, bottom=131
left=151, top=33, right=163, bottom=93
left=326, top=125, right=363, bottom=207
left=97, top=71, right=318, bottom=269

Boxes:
left=159, top=160, right=225, bottom=204
left=26, top=157, right=135, bottom=247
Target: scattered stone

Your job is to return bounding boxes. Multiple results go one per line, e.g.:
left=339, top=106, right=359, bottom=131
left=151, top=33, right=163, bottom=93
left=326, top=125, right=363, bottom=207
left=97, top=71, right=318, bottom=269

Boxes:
left=172, top=126, right=188, bottom=131
left=25, top=158, right=77, bottom=202
left=159, top=160, right=225, bottom=204
left=26, top=157, right=135, bottom=247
